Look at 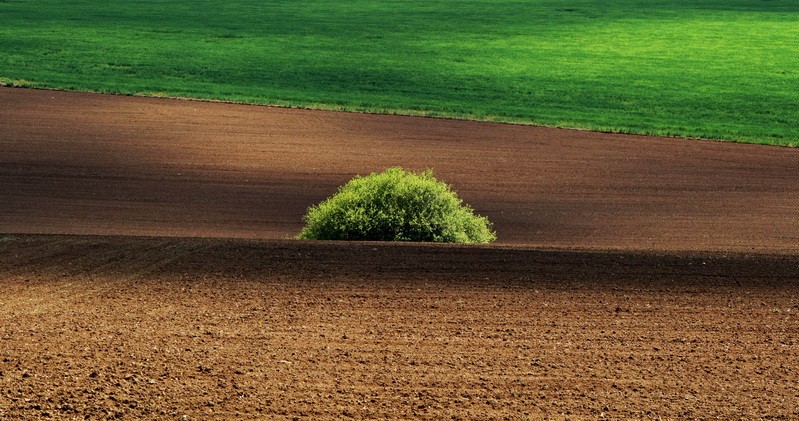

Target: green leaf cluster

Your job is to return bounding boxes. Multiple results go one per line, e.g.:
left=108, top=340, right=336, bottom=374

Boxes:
left=298, top=168, right=495, bottom=243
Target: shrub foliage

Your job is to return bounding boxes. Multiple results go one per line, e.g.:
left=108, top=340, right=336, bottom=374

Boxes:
left=298, top=167, right=496, bottom=243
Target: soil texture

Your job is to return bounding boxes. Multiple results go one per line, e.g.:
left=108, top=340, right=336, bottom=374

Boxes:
left=1, top=88, right=799, bottom=419
left=2, top=87, right=798, bottom=252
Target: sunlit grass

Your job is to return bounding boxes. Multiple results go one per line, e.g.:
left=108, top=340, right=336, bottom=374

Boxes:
left=1, top=0, right=797, bottom=145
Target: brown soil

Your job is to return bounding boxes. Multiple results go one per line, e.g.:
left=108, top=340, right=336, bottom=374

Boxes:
left=2, top=87, right=798, bottom=252
left=1, top=87, right=799, bottom=419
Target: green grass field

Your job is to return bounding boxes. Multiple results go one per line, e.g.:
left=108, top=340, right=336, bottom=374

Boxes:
left=1, top=0, right=797, bottom=146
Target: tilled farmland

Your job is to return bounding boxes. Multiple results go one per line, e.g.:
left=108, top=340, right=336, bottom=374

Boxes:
left=1, top=88, right=798, bottom=419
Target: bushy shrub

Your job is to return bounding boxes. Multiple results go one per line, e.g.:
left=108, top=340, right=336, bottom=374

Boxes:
left=298, top=167, right=496, bottom=243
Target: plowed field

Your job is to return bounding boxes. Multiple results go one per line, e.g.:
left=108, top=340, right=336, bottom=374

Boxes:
left=1, top=88, right=798, bottom=419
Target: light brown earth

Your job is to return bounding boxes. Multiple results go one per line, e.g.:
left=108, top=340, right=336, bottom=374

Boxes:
left=1, top=87, right=798, bottom=419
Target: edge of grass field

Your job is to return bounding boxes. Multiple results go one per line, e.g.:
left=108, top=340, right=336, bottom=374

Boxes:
left=3, top=78, right=795, bottom=148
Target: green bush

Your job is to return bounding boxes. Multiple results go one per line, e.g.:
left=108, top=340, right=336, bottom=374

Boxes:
left=298, top=167, right=496, bottom=243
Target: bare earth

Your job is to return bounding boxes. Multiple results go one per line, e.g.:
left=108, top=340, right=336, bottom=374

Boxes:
left=1, top=87, right=798, bottom=419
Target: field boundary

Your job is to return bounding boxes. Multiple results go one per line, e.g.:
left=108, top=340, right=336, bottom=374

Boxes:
left=3, top=235, right=797, bottom=286
left=3, top=85, right=733, bottom=146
